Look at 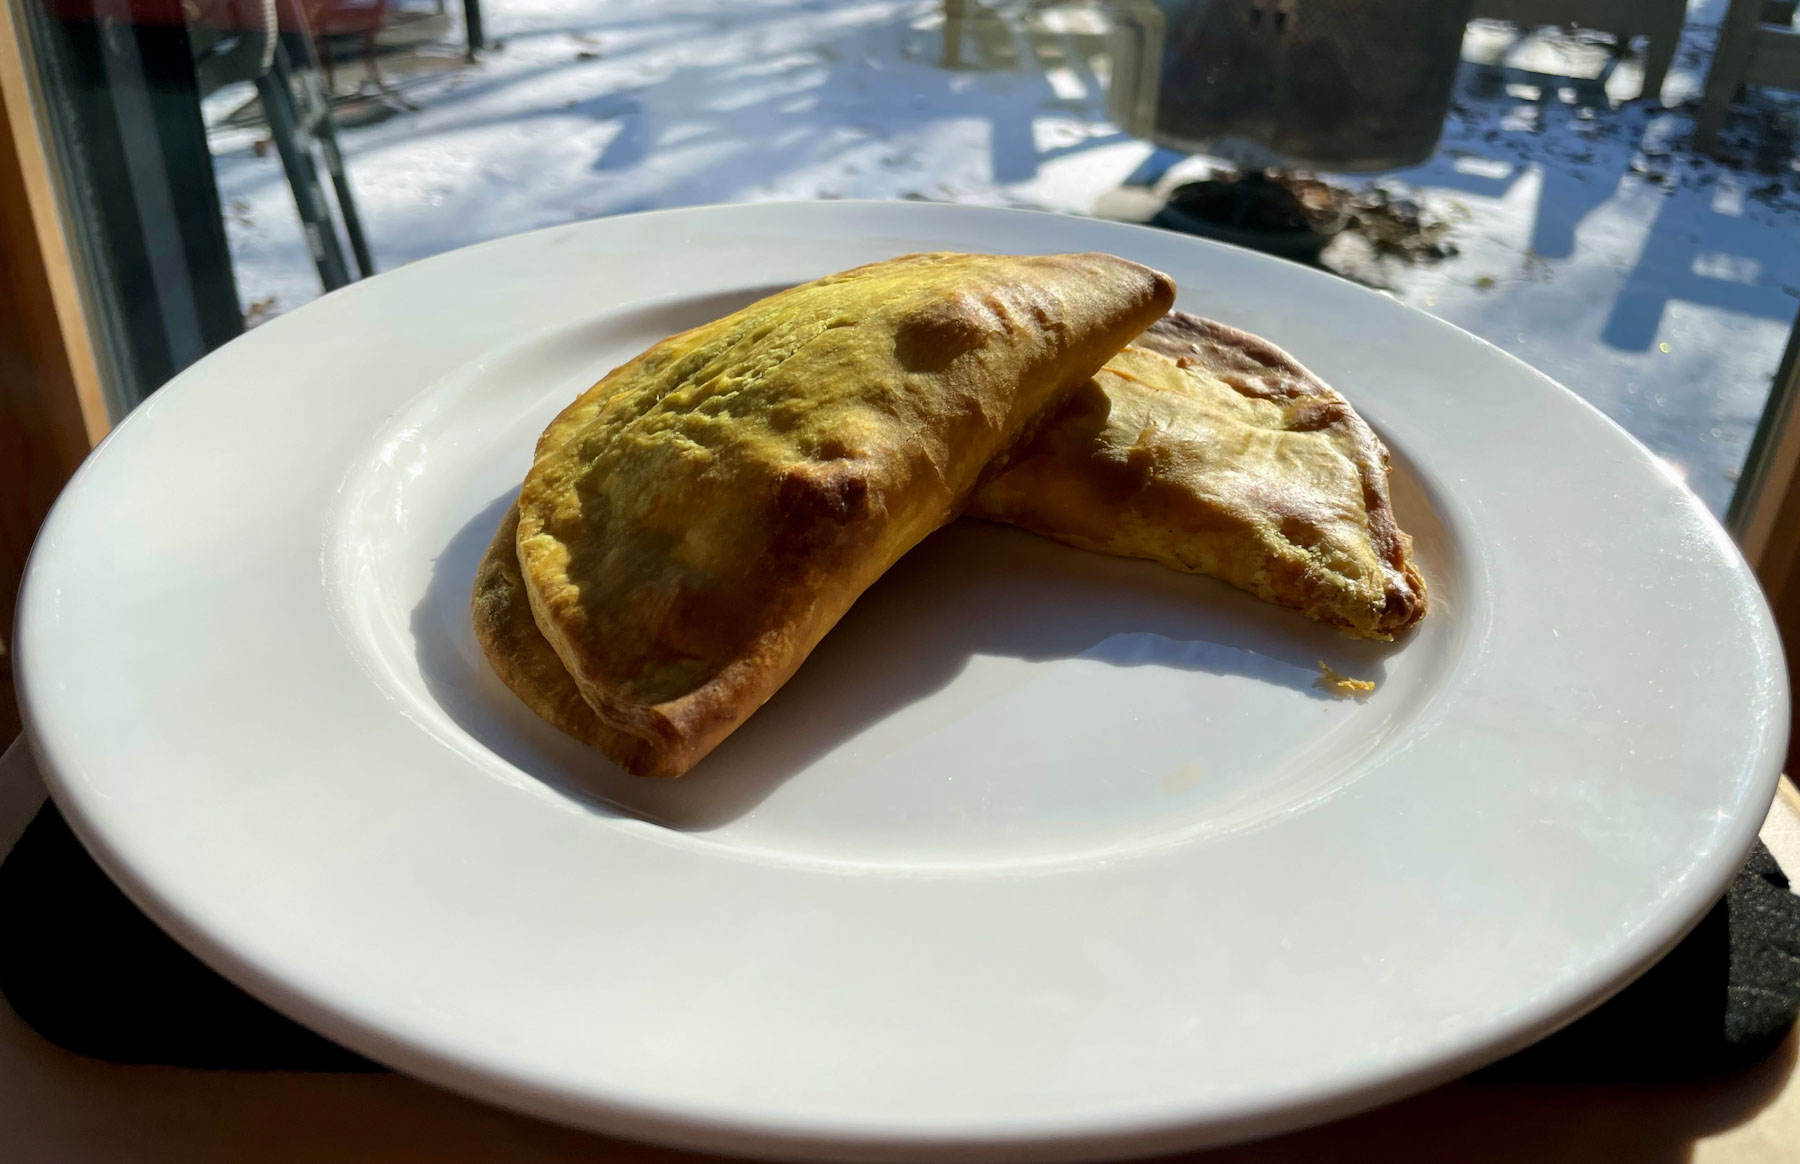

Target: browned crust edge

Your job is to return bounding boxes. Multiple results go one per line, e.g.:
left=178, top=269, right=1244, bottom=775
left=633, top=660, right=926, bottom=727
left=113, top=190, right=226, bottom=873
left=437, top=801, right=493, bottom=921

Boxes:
left=1136, top=312, right=1427, bottom=636
left=471, top=500, right=678, bottom=769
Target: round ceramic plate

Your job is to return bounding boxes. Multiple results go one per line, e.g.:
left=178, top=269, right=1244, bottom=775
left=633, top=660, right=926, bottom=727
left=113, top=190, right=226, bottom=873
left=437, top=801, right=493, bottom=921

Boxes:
left=17, top=203, right=1787, bottom=1161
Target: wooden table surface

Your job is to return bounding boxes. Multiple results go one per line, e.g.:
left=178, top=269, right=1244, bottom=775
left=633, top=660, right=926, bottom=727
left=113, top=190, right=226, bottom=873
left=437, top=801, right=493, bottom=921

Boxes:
left=1, top=738, right=1794, bottom=1163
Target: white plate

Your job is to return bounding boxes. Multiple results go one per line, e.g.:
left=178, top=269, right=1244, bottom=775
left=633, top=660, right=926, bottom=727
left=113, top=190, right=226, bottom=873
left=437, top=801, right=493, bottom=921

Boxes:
left=16, top=203, right=1787, bottom=1161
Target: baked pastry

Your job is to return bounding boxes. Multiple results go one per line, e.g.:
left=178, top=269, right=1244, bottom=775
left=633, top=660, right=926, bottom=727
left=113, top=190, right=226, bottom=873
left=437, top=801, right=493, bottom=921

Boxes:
left=476, top=306, right=1424, bottom=768
left=968, top=312, right=1426, bottom=637
left=471, top=502, right=622, bottom=752
left=504, top=252, right=1176, bottom=777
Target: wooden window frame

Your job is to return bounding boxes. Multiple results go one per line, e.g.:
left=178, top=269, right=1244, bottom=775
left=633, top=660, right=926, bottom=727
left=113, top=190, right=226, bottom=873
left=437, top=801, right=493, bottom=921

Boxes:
left=1728, top=306, right=1800, bottom=781
left=1, top=0, right=110, bottom=743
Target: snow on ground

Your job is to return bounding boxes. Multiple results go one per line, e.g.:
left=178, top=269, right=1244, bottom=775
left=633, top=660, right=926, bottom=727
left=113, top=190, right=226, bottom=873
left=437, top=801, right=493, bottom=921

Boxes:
left=209, top=0, right=1800, bottom=515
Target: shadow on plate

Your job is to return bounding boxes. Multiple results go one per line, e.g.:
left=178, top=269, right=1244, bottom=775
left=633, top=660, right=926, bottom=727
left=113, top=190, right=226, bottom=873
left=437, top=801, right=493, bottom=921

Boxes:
left=413, top=489, right=1408, bottom=833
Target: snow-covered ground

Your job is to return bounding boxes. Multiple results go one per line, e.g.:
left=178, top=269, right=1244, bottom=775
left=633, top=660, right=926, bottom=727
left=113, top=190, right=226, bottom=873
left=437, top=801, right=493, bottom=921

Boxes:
left=208, top=0, right=1800, bottom=515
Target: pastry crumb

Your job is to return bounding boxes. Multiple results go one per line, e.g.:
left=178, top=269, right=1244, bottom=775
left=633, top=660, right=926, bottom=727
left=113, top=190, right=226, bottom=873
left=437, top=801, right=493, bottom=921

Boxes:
left=1317, top=662, right=1376, bottom=697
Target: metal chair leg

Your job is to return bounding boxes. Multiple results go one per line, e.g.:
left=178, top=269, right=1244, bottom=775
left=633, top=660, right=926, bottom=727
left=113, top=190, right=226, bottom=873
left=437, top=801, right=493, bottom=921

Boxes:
left=313, top=115, right=375, bottom=278
left=463, top=0, right=484, bottom=59
left=360, top=30, right=420, bottom=112
left=318, top=32, right=338, bottom=99
left=257, top=43, right=353, bottom=290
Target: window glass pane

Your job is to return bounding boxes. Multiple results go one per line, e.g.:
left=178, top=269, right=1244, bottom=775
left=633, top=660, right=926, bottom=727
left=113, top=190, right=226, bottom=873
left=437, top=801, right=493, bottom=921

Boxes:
left=13, top=0, right=1800, bottom=516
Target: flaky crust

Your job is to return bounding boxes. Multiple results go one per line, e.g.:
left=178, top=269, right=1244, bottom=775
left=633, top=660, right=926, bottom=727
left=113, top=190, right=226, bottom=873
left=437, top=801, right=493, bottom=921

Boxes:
left=510, top=252, right=1175, bottom=776
left=471, top=501, right=648, bottom=759
left=476, top=308, right=1425, bottom=762
left=967, top=313, right=1427, bottom=638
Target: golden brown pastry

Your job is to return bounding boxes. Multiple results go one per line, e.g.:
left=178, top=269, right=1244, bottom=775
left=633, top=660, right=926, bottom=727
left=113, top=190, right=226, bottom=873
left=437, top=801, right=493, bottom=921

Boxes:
left=507, top=252, right=1175, bottom=777
left=968, top=312, right=1426, bottom=637
left=476, top=307, right=1424, bottom=765
left=472, top=502, right=620, bottom=751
